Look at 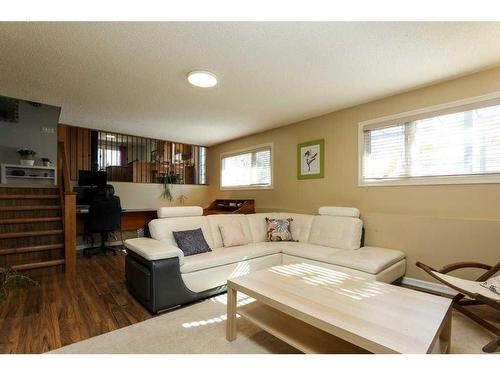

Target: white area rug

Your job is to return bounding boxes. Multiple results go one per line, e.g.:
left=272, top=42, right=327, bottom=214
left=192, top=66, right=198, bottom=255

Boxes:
left=51, top=293, right=498, bottom=354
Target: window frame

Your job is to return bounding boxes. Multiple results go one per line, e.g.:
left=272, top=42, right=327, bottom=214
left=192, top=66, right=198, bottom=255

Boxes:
left=358, top=91, right=500, bottom=187
left=220, top=142, right=274, bottom=191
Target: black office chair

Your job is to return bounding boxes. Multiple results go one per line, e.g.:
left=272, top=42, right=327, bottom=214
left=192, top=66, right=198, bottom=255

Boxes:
left=84, top=185, right=122, bottom=257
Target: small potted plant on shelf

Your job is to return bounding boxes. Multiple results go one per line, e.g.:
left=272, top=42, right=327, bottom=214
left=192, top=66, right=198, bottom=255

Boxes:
left=17, top=149, right=36, bottom=166
left=41, top=158, right=51, bottom=167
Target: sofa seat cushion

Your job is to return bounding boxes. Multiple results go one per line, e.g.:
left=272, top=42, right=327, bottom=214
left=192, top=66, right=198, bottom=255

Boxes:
left=327, top=247, right=406, bottom=274
left=278, top=241, right=344, bottom=263
left=180, top=242, right=281, bottom=274
left=125, top=238, right=185, bottom=263
left=281, top=254, right=406, bottom=283
left=181, top=253, right=282, bottom=293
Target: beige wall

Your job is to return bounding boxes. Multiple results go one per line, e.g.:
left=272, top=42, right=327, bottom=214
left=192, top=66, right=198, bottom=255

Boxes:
left=207, top=66, right=500, bottom=281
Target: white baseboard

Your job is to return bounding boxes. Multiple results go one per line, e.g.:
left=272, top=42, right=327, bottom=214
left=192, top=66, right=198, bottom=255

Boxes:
left=401, top=276, right=456, bottom=296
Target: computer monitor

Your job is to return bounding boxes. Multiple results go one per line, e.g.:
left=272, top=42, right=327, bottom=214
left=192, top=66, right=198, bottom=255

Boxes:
left=78, top=170, right=107, bottom=187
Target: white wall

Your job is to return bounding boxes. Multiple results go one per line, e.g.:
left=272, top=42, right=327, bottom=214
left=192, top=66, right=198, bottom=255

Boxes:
left=111, top=181, right=210, bottom=209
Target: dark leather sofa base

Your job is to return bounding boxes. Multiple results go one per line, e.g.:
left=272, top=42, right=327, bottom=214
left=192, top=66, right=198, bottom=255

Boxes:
left=125, top=250, right=226, bottom=314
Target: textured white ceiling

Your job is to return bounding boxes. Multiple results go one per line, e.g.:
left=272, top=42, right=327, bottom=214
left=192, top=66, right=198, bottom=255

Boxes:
left=1, top=22, right=500, bottom=146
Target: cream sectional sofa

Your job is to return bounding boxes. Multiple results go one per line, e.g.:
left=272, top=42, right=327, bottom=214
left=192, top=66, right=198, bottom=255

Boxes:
left=124, top=206, right=406, bottom=313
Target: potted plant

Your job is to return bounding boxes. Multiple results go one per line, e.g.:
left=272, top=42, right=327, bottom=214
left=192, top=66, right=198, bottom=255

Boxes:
left=0, top=265, right=38, bottom=304
left=17, top=149, right=36, bottom=166
left=158, top=173, right=180, bottom=202
left=41, top=158, right=51, bottom=167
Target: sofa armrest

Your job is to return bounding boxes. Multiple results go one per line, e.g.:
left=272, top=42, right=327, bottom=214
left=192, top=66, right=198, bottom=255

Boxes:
left=124, top=238, right=185, bottom=265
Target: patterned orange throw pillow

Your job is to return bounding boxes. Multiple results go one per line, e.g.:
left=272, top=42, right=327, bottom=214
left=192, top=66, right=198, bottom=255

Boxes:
left=265, top=217, right=294, bottom=241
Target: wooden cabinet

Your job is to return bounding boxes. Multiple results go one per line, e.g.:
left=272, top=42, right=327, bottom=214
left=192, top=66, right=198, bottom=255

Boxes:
left=184, top=165, right=195, bottom=184
left=204, top=199, right=255, bottom=215
left=106, top=165, right=133, bottom=182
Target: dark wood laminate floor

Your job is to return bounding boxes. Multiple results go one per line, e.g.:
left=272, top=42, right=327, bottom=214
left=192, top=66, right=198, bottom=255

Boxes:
left=0, top=250, right=152, bottom=354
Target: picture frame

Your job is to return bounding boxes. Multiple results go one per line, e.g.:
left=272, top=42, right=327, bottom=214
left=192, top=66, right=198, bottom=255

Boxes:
left=297, top=139, right=324, bottom=180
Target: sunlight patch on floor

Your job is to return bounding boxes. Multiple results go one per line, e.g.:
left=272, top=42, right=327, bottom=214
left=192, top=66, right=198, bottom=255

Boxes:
left=181, top=292, right=254, bottom=328
left=181, top=313, right=239, bottom=329
left=211, top=292, right=255, bottom=307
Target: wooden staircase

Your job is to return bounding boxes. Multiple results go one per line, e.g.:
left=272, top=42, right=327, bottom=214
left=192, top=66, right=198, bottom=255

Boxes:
left=0, top=142, right=76, bottom=275
left=0, top=187, right=65, bottom=273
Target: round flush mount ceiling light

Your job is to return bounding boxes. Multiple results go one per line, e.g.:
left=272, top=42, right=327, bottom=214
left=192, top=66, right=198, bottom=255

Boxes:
left=187, top=70, right=218, bottom=88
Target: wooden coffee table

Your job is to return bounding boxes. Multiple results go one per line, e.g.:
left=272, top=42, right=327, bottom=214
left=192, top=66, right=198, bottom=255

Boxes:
left=226, top=263, right=452, bottom=354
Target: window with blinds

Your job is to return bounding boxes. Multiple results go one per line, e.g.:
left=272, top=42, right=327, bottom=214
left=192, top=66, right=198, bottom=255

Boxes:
left=360, top=97, right=500, bottom=185
left=221, top=144, right=272, bottom=189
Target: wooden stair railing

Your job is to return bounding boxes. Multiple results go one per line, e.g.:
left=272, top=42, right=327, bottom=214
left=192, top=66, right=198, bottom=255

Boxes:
left=58, top=141, right=76, bottom=275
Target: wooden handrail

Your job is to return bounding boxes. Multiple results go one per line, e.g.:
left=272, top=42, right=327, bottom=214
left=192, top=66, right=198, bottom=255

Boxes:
left=57, top=141, right=76, bottom=275
left=58, top=141, right=73, bottom=194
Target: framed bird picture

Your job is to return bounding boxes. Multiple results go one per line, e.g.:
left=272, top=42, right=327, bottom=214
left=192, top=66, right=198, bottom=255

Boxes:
left=297, top=139, right=324, bottom=179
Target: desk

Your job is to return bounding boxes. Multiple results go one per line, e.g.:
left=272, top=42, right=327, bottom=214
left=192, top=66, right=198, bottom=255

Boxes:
left=76, top=206, right=157, bottom=234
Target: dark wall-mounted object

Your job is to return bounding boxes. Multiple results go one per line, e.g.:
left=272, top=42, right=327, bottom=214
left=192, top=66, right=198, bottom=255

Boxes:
left=0, top=97, right=19, bottom=123
left=90, top=130, right=99, bottom=172
left=10, top=170, right=26, bottom=176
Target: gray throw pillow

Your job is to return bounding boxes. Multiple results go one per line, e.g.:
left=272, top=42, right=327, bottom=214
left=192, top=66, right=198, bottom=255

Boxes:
left=173, top=228, right=211, bottom=256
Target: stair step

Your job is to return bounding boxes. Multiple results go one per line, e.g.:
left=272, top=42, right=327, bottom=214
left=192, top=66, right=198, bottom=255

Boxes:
left=0, top=229, right=63, bottom=239
left=0, top=259, right=65, bottom=272
left=0, top=243, right=65, bottom=255
left=0, top=217, right=62, bottom=225
left=0, top=194, right=60, bottom=200
left=0, top=205, right=61, bottom=212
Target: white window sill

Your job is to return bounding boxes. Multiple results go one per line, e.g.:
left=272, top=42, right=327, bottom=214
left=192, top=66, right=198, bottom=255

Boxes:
left=359, top=174, right=500, bottom=187
left=221, top=185, right=274, bottom=191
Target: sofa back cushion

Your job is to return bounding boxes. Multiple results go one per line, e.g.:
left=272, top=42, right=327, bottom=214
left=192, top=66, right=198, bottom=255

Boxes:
left=149, top=216, right=215, bottom=249
left=218, top=222, right=248, bottom=247
left=207, top=214, right=253, bottom=248
left=157, top=206, right=203, bottom=218
left=318, top=206, right=360, bottom=218
left=308, top=215, right=362, bottom=250
left=247, top=213, right=313, bottom=243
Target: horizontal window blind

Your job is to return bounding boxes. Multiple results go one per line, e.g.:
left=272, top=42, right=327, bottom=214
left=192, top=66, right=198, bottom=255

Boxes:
left=221, top=146, right=272, bottom=188
left=361, top=103, right=500, bottom=183
left=98, top=146, right=121, bottom=167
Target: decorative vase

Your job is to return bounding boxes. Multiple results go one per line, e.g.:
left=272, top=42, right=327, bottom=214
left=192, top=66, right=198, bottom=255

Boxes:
left=20, top=159, right=35, bottom=166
